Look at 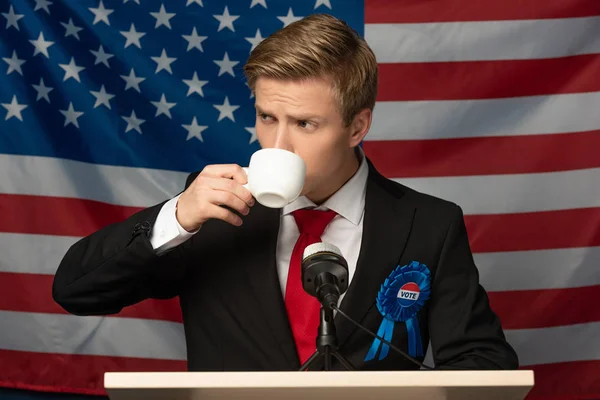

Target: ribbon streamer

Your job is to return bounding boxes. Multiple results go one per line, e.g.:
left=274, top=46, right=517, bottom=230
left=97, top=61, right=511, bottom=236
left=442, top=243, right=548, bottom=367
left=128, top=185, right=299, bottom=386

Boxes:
left=405, top=317, right=424, bottom=357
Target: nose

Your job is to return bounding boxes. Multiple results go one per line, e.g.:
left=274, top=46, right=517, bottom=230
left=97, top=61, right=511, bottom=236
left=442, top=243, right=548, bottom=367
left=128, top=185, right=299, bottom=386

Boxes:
left=272, top=125, right=293, bottom=152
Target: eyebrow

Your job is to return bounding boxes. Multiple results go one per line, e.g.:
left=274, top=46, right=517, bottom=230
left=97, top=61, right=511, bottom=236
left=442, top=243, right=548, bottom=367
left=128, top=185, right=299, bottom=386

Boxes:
left=255, top=104, right=324, bottom=122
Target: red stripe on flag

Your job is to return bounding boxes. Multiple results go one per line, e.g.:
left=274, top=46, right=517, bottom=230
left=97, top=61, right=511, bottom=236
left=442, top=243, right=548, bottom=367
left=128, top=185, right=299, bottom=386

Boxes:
left=0, top=348, right=186, bottom=396
left=1, top=349, right=599, bottom=399
left=377, top=55, right=600, bottom=101
left=363, top=131, right=600, bottom=177
left=489, top=285, right=600, bottom=330
left=365, top=0, right=600, bottom=23
left=523, top=361, right=600, bottom=399
left=0, top=194, right=143, bottom=236
left=0, top=272, right=182, bottom=323
left=465, top=207, right=600, bottom=253
left=2, top=199, right=599, bottom=255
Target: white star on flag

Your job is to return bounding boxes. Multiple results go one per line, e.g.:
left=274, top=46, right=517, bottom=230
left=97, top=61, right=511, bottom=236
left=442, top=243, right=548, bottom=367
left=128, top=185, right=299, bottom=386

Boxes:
left=245, top=29, right=264, bottom=52
left=214, top=52, right=239, bottom=77
left=32, top=78, right=54, bottom=102
left=183, top=117, right=208, bottom=141
left=182, top=27, right=207, bottom=52
left=2, top=95, right=27, bottom=121
left=213, top=6, right=239, bottom=32
left=120, top=23, right=146, bottom=49
left=34, top=0, right=52, bottom=14
left=151, top=94, right=176, bottom=118
left=245, top=127, right=258, bottom=144
left=122, top=110, right=145, bottom=134
left=277, top=8, right=302, bottom=27
left=120, top=68, right=145, bottom=92
left=58, top=57, right=85, bottom=82
left=183, top=72, right=208, bottom=97
left=61, top=18, right=83, bottom=40
left=186, top=0, right=203, bottom=6
left=151, top=4, right=176, bottom=29
left=89, top=0, right=114, bottom=25
left=123, top=0, right=140, bottom=3
left=60, top=102, right=84, bottom=128
left=250, top=0, right=267, bottom=8
left=90, top=45, right=114, bottom=67
left=214, top=96, right=239, bottom=122
left=152, top=49, right=177, bottom=74
left=2, top=5, right=24, bottom=30
left=29, top=32, right=54, bottom=58
left=3, top=50, right=26, bottom=76
left=314, top=0, right=332, bottom=9
left=246, top=82, right=254, bottom=99
left=90, top=85, right=115, bottom=109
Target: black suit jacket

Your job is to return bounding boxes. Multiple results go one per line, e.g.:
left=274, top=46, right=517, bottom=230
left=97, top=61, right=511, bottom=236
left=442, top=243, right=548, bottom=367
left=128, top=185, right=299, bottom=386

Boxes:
left=52, top=159, right=518, bottom=371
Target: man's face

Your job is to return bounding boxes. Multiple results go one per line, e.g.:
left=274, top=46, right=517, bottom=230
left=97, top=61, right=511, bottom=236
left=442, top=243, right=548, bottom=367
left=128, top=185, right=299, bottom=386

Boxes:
left=254, top=76, right=369, bottom=201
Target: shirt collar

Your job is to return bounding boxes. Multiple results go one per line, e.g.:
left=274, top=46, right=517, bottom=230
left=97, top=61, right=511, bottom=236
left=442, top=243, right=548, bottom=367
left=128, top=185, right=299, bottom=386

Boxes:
left=282, top=147, right=369, bottom=226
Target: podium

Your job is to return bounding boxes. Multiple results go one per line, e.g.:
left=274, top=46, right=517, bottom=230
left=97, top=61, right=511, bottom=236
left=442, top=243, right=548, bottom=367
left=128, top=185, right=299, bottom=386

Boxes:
left=104, top=370, right=534, bottom=400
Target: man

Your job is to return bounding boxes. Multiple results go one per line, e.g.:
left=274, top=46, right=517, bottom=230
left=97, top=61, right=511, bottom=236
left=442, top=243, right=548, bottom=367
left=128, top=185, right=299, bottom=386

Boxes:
left=52, top=13, right=518, bottom=371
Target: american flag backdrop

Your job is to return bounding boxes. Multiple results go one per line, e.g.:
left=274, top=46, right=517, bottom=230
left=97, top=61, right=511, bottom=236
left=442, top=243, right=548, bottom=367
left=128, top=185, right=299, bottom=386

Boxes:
left=0, top=0, right=599, bottom=398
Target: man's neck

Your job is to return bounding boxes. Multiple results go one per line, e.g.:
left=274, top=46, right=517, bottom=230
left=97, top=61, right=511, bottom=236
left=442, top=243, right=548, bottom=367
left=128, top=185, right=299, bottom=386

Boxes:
left=309, top=148, right=361, bottom=205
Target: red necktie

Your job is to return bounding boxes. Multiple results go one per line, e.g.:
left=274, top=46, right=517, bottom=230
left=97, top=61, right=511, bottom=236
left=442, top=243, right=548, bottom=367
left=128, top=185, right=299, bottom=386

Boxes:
left=285, top=208, right=337, bottom=364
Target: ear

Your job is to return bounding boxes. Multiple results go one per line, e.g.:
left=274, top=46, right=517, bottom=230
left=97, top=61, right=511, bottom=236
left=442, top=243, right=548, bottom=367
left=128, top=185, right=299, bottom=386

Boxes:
left=348, top=108, right=372, bottom=147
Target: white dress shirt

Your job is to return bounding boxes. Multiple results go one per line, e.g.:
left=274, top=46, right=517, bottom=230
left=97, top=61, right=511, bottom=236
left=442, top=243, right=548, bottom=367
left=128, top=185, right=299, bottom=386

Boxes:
left=149, top=149, right=369, bottom=303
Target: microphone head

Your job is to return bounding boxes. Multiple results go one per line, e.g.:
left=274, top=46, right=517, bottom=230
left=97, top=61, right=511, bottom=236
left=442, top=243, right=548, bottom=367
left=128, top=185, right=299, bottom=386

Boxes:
left=301, top=242, right=349, bottom=302
left=302, top=242, right=343, bottom=261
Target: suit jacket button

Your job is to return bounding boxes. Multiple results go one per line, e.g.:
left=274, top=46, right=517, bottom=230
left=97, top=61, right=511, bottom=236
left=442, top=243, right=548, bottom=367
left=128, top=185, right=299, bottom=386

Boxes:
left=132, top=221, right=151, bottom=238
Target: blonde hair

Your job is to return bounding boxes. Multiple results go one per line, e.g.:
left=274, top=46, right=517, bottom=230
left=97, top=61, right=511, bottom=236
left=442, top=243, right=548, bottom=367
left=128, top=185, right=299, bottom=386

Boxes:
left=243, top=13, right=378, bottom=127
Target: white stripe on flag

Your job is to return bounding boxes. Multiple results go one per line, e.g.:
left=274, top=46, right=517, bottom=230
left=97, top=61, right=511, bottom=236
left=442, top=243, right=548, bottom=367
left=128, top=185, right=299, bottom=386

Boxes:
left=0, top=310, right=186, bottom=360
left=1, top=313, right=598, bottom=368
left=421, top=320, right=600, bottom=369
left=475, top=246, right=600, bottom=292
left=394, top=167, right=600, bottom=215
left=505, top=322, right=600, bottom=366
left=0, top=233, right=79, bottom=275
left=369, top=92, right=600, bottom=141
left=366, top=16, right=600, bottom=63
left=3, top=157, right=599, bottom=216
left=3, top=233, right=599, bottom=304
left=0, top=154, right=187, bottom=207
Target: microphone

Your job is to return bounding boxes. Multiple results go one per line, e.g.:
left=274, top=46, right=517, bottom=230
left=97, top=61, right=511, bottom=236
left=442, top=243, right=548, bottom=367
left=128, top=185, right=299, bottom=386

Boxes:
left=301, top=242, right=434, bottom=370
left=301, top=242, right=349, bottom=311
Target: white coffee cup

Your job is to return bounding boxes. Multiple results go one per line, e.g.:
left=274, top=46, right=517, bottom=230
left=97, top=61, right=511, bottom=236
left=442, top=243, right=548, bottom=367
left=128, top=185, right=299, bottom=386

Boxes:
left=242, top=148, right=306, bottom=208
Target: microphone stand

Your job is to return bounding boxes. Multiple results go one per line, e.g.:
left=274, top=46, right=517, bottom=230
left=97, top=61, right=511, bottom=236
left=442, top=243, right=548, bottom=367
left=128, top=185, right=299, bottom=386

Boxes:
left=299, top=306, right=355, bottom=371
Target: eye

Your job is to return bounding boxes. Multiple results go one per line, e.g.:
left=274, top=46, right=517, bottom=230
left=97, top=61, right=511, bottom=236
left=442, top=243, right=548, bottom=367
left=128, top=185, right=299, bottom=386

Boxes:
left=258, top=112, right=272, bottom=121
left=298, top=120, right=312, bottom=129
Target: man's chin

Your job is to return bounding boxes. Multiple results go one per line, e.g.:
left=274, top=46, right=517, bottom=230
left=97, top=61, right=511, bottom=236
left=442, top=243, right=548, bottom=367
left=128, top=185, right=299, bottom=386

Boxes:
left=298, top=186, right=314, bottom=202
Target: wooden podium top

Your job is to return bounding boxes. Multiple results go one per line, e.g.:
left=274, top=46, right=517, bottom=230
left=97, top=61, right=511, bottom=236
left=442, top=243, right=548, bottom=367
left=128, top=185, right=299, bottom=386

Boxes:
left=105, top=370, right=534, bottom=400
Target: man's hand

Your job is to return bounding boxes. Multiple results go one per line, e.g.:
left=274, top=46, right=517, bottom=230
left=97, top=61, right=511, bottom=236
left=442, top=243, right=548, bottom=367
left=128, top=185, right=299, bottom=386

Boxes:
left=176, top=164, right=255, bottom=232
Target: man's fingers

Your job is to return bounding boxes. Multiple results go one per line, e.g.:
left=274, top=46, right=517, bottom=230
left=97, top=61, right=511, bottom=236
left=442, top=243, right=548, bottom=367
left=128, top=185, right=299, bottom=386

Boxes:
left=180, top=165, right=257, bottom=229
left=209, top=189, right=250, bottom=217
left=208, top=203, right=243, bottom=227
left=203, top=176, right=254, bottom=207
left=201, top=164, right=247, bottom=184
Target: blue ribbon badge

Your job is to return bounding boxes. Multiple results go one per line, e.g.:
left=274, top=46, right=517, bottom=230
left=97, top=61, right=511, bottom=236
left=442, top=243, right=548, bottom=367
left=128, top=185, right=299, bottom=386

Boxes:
left=364, top=261, right=431, bottom=361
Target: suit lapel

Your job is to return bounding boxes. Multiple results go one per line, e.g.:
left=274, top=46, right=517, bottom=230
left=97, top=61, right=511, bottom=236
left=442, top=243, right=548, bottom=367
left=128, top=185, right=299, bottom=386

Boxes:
left=335, top=162, right=416, bottom=346
left=237, top=204, right=300, bottom=368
